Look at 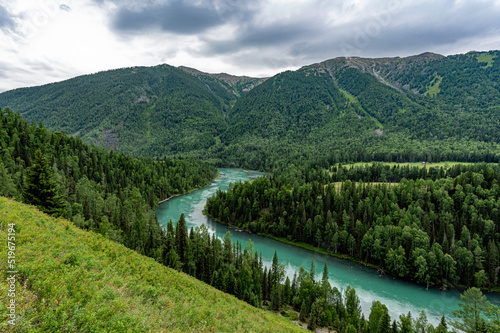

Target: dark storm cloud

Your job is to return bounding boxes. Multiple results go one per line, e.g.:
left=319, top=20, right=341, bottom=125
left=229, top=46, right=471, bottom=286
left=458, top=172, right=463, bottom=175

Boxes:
left=110, top=0, right=258, bottom=35
left=282, top=0, right=500, bottom=60
left=203, top=22, right=321, bottom=55
left=91, top=0, right=500, bottom=76
left=0, top=5, right=15, bottom=31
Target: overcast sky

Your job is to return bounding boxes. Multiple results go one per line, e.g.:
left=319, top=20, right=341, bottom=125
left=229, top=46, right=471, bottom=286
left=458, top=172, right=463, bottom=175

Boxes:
left=0, top=0, right=499, bottom=92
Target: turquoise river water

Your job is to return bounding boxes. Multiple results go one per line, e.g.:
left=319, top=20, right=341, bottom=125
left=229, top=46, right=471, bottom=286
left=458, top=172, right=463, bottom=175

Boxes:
left=156, top=168, right=500, bottom=325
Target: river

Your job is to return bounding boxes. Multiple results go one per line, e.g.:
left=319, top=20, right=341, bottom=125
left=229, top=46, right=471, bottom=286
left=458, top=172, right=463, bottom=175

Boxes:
left=156, top=168, right=500, bottom=325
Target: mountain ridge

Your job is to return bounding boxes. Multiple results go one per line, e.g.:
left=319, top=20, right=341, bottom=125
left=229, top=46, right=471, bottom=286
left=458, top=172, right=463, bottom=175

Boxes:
left=0, top=50, right=499, bottom=169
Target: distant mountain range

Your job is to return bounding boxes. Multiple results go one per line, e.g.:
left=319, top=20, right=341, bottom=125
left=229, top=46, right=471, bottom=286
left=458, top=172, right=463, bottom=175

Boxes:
left=1, top=50, right=499, bottom=169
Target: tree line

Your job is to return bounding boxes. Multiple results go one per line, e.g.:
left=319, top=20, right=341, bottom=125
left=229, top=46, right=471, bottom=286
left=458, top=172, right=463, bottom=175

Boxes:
left=0, top=107, right=217, bottom=257
left=205, top=162, right=500, bottom=289
left=165, top=214, right=500, bottom=332
left=2, top=106, right=500, bottom=331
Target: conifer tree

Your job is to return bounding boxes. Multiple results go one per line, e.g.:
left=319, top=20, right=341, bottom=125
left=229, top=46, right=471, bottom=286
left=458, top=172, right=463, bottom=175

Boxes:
left=23, top=149, right=65, bottom=216
left=175, top=213, right=189, bottom=265
left=378, top=311, right=391, bottom=333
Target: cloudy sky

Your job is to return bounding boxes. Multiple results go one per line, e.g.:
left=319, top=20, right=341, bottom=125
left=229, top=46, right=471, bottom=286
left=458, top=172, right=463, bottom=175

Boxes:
left=0, top=0, right=499, bottom=92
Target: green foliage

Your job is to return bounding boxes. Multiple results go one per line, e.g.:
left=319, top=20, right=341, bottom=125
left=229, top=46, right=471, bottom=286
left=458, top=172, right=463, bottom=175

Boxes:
left=1, top=51, right=499, bottom=171
left=477, top=54, right=495, bottom=68
left=205, top=162, right=500, bottom=288
left=0, top=107, right=217, bottom=258
left=451, top=287, right=500, bottom=333
left=0, top=66, right=257, bottom=159
left=23, top=149, right=65, bottom=216
left=0, top=197, right=303, bottom=332
left=425, top=73, right=442, bottom=97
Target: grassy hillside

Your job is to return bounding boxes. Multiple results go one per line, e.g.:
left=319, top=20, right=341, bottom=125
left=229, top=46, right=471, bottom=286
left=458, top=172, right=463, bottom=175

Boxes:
left=0, top=197, right=303, bottom=332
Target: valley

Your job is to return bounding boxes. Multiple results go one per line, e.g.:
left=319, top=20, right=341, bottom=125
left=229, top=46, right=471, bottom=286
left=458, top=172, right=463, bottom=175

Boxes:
left=1, top=50, right=500, bottom=332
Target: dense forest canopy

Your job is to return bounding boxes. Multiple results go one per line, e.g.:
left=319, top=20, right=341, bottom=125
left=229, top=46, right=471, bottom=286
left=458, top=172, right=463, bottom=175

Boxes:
left=0, top=107, right=217, bottom=257
left=0, top=51, right=499, bottom=170
left=1, top=49, right=500, bottom=332
left=206, top=162, right=500, bottom=290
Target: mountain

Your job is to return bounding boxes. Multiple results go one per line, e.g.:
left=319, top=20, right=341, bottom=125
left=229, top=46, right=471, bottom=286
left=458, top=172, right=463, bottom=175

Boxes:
left=0, top=65, right=264, bottom=158
left=212, top=51, right=500, bottom=169
left=1, top=51, right=499, bottom=169
left=0, top=196, right=303, bottom=332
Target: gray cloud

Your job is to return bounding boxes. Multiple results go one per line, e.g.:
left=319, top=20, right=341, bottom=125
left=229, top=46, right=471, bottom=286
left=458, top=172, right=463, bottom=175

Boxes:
left=0, top=58, right=80, bottom=92
left=103, top=0, right=495, bottom=75
left=111, top=0, right=258, bottom=35
left=202, top=22, right=321, bottom=55
left=216, top=0, right=500, bottom=62
left=0, top=5, right=15, bottom=31
left=2, top=0, right=500, bottom=92
left=181, top=0, right=500, bottom=75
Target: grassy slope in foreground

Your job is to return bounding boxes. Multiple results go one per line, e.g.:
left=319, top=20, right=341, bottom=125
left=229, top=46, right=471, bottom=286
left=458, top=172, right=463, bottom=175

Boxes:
left=0, top=197, right=302, bottom=333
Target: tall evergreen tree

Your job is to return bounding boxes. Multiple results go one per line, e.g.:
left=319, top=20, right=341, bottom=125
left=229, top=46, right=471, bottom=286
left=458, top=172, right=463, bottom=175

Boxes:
left=23, top=149, right=65, bottom=216
left=176, top=213, right=189, bottom=266
left=310, top=258, right=315, bottom=284
left=378, top=311, right=392, bottom=333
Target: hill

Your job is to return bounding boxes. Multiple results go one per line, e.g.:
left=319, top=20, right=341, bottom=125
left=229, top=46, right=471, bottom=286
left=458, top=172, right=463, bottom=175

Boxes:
left=215, top=51, right=500, bottom=169
left=0, top=65, right=263, bottom=158
left=1, top=51, right=499, bottom=169
left=0, top=196, right=303, bottom=332
left=0, top=107, right=218, bottom=260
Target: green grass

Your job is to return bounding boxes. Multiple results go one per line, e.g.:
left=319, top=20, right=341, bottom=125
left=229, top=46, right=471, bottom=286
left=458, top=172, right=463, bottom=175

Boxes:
left=477, top=54, right=495, bottom=68
left=340, top=89, right=358, bottom=103
left=0, top=197, right=303, bottom=332
left=425, top=73, right=443, bottom=97
left=325, top=181, right=399, bottom=192
left=335, top=161, right=475, bottom=170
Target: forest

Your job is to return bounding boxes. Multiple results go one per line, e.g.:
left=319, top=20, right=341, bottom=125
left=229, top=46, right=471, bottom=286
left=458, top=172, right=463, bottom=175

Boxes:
left=206, top=162, right=500, bottom=290
left=1, top=50, right=500, bottom=331
left=0, top=51, right=499, bottom=170
left=160, top=211, right=500, bottom=332
left=0, top=107, right=217, bottom=258
left=3, top=105, right=500, bottom=331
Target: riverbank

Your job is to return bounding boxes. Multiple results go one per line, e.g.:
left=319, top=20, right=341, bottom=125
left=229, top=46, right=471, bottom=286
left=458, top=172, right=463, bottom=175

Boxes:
left=158, top=167, right=500, bottom=324
left=205, top=213, right=382, bottom=270
left=203, top=211, right=500, bottom=295
left=157, top=170, right=221, bottom=205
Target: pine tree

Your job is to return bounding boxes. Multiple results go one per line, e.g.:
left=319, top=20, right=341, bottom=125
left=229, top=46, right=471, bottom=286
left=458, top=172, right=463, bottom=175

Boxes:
left=436, top=315, right=448, bottom=333
left=23, top=149, right=65, bottom=216
left=322, top=261, right=329, bottom=281
left=451, top=287, right=500, bottom=333
left=310, top=258, right=315, bottom=284
left=378, top=311, right=391, bottom=333
left=392, top=320, right=399, bottom=333
left=299, top=300, right=307, bottom=322
left=307, top=301, right=318, bottom=331
left=175, top=213, right=189, bottom=265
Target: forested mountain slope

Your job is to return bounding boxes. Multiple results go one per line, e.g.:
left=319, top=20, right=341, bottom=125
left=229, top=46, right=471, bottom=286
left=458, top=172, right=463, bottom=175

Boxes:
left=1, top=51, right=499, bottom=170
left=216, top=51, right=500, bottom=169
left=0, top=107, right=217, bottom=258
left=0, top=197, right=303, bottom=332
left=0, top=65, right=263, bottom=158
